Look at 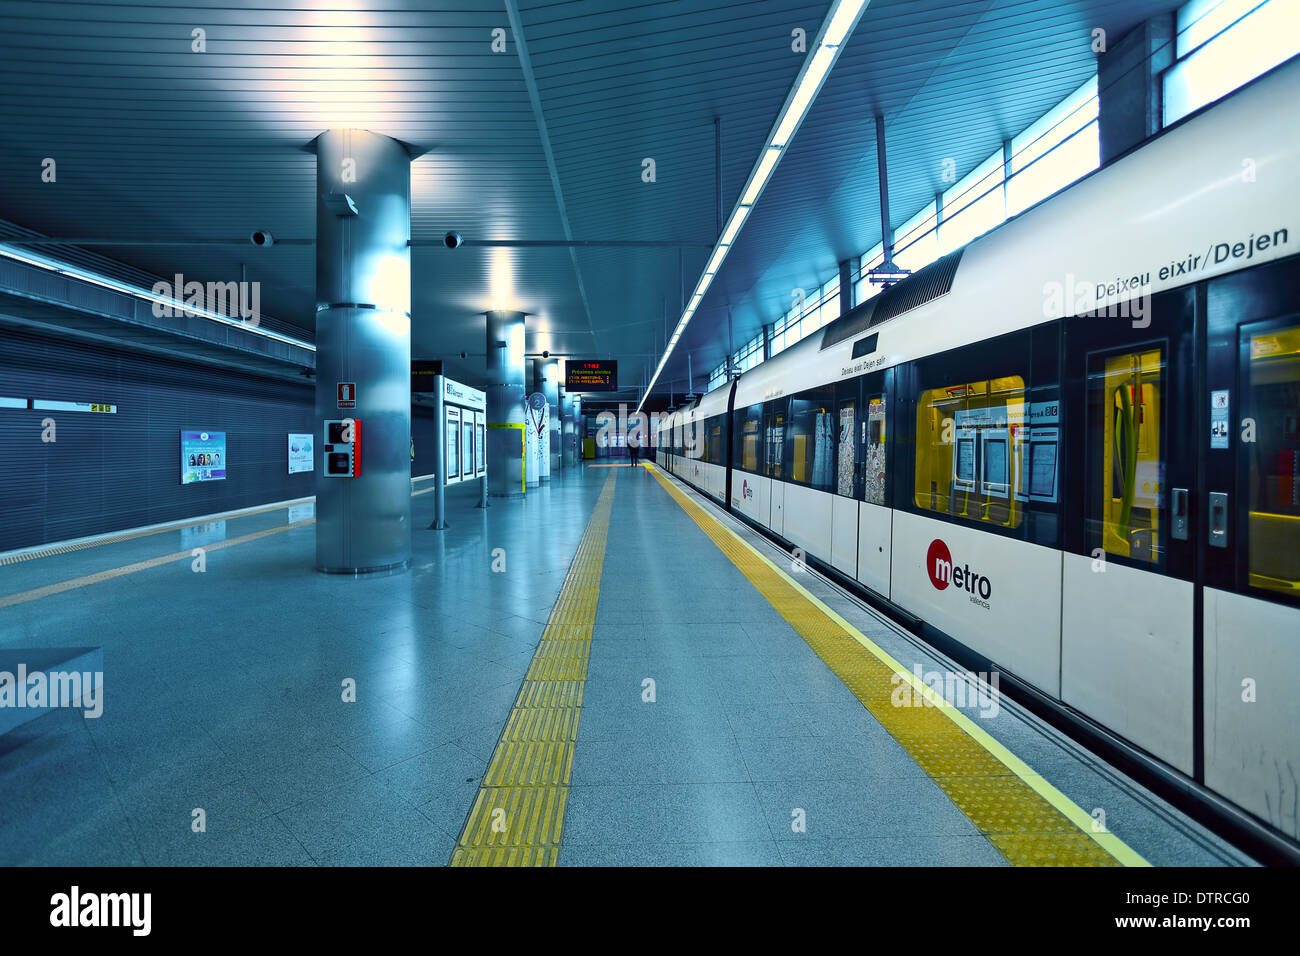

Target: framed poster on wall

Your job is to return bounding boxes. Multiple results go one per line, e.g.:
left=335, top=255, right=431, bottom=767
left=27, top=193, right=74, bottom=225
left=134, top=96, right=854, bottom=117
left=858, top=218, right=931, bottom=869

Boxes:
left=181, top=430, right=227, bottom=484
left=288, top=433, right=314, bottom=474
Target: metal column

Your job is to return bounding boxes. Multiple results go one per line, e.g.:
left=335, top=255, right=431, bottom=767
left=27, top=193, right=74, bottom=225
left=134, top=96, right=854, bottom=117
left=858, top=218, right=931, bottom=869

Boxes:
left=538, top=357, right=561, bottom=475
left=485, top=309, right=526, bottom=498
left=531, top=358, right=552, bottom=482
left=314, top=129, right=412, bottom=574
left=559, top=387, right=575, bottom=469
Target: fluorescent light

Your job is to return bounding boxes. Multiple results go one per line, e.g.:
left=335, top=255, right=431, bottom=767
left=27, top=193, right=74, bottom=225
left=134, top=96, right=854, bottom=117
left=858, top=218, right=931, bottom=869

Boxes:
left=742, top=148, right=782, bottom=205
left=772, top=45, right=835, bottom=147
left=720, top=205, right=751, bottom=246
left=636, top=0, right=869, bottom=413
left=824, top=0, right=866, bottom=47
left=704, top=244, right=728, bottom=275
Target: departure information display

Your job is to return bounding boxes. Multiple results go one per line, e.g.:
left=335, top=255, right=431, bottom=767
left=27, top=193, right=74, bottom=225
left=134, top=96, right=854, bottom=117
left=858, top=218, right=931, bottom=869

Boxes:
left=565, top=360, right=617, bottom=392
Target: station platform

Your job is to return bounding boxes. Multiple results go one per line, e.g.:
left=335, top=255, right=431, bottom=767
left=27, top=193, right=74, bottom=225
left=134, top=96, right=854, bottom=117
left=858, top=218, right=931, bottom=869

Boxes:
left=0, top=464, right=1253, bottom=867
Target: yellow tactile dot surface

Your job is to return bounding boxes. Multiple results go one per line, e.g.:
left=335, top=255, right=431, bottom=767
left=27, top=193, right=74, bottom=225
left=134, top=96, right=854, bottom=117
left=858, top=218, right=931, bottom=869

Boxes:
left=644, top=463, right=1143, bottom=868
left=450, top=474, right=616, bottom=867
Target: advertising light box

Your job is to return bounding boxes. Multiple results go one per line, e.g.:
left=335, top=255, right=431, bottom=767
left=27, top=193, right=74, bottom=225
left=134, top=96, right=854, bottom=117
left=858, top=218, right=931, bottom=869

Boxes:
left=288, top=433, right=314, bottom=474
left=181, top=430, right=227, bottom=484
left=565, top=360, right=617, bottom=392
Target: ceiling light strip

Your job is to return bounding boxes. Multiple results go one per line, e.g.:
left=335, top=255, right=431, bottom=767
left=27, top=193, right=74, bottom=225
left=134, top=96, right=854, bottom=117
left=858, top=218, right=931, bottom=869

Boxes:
left=637, top=0, right=870, bottom=412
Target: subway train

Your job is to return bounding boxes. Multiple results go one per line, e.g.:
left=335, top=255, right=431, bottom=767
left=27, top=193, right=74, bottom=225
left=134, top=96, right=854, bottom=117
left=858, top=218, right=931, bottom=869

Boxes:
left=656, top=57, right=1300, bottom=852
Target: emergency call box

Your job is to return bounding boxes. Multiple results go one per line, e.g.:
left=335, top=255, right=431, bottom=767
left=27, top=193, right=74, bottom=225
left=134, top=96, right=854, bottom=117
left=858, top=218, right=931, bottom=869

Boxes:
left=323, top=419, right=361, bottom=477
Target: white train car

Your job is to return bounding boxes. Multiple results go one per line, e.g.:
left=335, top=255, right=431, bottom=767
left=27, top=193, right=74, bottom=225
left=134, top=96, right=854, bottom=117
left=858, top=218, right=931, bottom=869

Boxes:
left=657, top=57, right=1300, bottom=856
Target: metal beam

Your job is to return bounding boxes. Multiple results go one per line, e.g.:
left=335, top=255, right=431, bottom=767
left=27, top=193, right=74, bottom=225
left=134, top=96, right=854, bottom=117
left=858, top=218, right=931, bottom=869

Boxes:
left=503, top=0, right=596, bottom=344
left=412, top=238, right=714, bottom=248
left=7, top=237, right=713, bottom=249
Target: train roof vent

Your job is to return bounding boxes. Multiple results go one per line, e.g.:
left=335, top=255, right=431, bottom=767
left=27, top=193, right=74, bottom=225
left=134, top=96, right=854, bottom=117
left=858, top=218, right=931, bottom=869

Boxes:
left=819, top=298, right=878, bottom=350
left=867, top=248, right=964, bottom=327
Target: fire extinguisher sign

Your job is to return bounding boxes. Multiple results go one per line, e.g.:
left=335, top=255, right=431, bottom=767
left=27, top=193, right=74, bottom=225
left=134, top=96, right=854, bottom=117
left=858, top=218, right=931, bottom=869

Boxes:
left=337, top=383, right=357, bottom=408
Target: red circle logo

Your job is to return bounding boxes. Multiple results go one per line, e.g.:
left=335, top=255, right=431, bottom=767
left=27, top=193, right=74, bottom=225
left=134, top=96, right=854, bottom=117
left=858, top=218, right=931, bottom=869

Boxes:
left=926, top=539, right=953, bottom=590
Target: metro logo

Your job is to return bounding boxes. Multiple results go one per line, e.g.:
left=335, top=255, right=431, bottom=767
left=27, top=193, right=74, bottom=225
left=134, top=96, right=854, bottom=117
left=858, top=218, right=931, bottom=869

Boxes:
left=926, top=538, right=992, bottom=604
left=926, top=539, right=953, bottom=590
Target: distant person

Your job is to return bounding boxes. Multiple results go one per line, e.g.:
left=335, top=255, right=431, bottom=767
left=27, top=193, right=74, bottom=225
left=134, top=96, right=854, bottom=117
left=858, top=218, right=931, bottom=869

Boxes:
left=628, top=438, right=638, bottom=466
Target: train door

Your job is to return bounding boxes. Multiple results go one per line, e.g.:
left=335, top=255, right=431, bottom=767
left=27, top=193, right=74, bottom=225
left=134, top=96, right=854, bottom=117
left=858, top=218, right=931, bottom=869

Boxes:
left=1201, top=258, right=1300, bottom=840
left=1061, top=287, right=1198, bottom=775
left=764, top=398, right=787, bottom=534
left=724, top=380, right=738, bottom=511
left=855, top=369, right=893, bottom=598
left=830, top=374, right=862, bottom=577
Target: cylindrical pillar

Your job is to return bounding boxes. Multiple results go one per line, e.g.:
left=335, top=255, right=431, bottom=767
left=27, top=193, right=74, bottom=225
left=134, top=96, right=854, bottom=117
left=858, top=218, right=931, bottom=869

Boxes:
left=538, top=358, right=561, bottom=475
left=574, top=398, right=584, bottom=462
left=314, top=129, right=411, bottom=574
left=486, top=310, right=526, bottom=497
left=532, top=359, right=552, bottom=482
left=524, top=394, right=540, bottom=489
left=526, top=388, right=550, bottom=483
left=560, top=389, right=575, bottom=469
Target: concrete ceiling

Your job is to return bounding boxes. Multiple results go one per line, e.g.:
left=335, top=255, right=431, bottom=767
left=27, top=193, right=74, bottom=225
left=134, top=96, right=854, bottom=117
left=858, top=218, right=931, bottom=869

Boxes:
left=0, top=0, right=1173, bottom=399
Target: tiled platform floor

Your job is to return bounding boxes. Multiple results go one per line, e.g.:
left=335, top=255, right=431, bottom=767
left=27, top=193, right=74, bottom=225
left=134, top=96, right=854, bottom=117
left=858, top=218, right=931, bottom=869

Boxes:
left=0, top=464, right=1253, bottom=866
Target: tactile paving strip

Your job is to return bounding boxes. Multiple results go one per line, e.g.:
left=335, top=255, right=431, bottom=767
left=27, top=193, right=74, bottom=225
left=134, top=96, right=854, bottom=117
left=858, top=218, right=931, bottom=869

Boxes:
left=644, top=463, right=1146, bottom=868
left=450, top=473, right=616, bottom=867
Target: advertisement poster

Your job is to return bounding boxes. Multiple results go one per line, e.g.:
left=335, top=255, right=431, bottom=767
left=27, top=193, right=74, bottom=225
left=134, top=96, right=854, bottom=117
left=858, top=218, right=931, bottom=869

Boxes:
left=288, top=433, right=314, bottom=474
left=181, top=430, right=227, bottom=484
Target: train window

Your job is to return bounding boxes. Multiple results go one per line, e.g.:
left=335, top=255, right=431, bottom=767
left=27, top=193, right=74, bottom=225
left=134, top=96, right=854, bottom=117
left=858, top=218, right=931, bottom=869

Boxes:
left=764, top=400, right=786, bottom=479
left=734, top=403, right=763, bottom=474
left=785, top=385, right=836, bottom=491
left=1084, top=347, right=1165, bottom=566
left=914, top=376, right=1030, bottom=529
left=1243, top=322, right=1300, bottom=600
left=864, top=392, right=888, bottom=505
left=835, top=379, right=858, bottom=498
left=706, top=415, right=725, bottom=465
left=682, top=416, right=701, bottom=459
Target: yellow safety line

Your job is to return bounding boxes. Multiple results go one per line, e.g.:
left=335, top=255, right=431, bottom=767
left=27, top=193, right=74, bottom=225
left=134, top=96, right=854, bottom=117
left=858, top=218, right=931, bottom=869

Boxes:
left=450, top=473, right=616, bottom=866
left=0, top=498, right=314, bottom=567
left=0, top=520, right=315, bottom=610
left=643, top=463, right=1148, bottom=868
left=1, top=476, right=434, bottom=567
left=0, top=483, right=434, bottom=609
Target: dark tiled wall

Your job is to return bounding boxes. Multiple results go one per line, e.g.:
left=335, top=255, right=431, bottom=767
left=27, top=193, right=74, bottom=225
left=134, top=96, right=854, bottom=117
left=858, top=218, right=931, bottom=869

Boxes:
left=0, top=327, right=319, bottom=552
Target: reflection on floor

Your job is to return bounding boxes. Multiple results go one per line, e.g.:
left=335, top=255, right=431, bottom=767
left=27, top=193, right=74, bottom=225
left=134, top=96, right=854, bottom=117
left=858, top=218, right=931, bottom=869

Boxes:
left=0, top=465, right=1251, bottom=866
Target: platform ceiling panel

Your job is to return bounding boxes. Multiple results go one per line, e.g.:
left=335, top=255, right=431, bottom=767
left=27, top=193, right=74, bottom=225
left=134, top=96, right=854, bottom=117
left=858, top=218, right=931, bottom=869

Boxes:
left=0, top=0, right=1173, bottom=394
left=668, top=0, right=1174, bottom=384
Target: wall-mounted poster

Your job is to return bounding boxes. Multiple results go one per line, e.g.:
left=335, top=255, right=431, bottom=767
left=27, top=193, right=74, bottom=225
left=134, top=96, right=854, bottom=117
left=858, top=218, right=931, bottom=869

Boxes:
left=288, top=433, right=314, bottom=474
left=181, top=430, right=227, bottom=484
